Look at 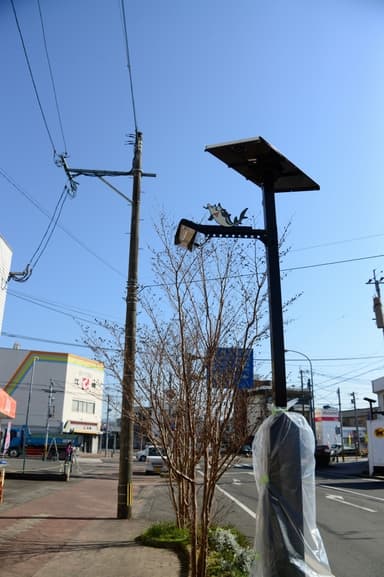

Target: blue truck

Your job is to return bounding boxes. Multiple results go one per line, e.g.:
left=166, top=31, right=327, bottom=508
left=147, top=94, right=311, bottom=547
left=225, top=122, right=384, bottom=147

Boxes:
left=6, top=427, right=81, bottom=459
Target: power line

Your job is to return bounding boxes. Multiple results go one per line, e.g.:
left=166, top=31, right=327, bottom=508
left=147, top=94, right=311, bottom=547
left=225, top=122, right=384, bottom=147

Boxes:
left=37, top=0, right=68, bottom=154
left=292, top=232, right=384, bottom=253
left=10, top=0, right=57, bottom=154
left=120, top=0, right=138, bottom=131
left=141, top=252, right=384, bottom=292
left=2, top=324, right=383, bottom=364
left=28, top=184, right=69, bottom=271
left=6, top=290, right=106, bottom=326
left=1, top=332, right=91, bottom=350
left=283, top=253, right=384, bottom=272
left=0, top=167, right=124, bottom=278
left=7, top=288, right=120, bottom=326
left=8, top=182, right=71, bottom=282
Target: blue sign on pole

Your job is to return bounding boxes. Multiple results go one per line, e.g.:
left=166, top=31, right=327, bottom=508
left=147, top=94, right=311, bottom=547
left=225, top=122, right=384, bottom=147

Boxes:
left=212, top=348, right=254, bottom=389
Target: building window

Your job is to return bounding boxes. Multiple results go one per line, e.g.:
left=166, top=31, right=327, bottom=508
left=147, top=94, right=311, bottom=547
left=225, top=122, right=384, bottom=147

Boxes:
left=72, top=399, right=95, bottom=414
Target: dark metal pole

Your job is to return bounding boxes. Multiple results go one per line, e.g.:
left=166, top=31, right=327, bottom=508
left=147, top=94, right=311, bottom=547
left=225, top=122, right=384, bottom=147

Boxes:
left=351, top=392, right=361, bottom=457
left=300, top=370, right=305, bottom=415
left=262, top=180, right=306, bottom=575
left=262, top=177, right=287, bottom=408
left=117, top=131, right=142, bottom=519
left=105, top=394, right=110, bottom=457
left=286, top=349, right=316, bottom=437
left=364, top=397, right=375, bottom=420
left=307, top=378, right=314, bottom=434
left=22, top=356, right=38, bottom=474
left=43, top=380, right=54, bottom=460
left=337, top=387, right=345, bottom=462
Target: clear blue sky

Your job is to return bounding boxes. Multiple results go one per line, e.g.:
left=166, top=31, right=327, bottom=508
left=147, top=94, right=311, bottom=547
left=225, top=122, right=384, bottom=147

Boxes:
left=2, top=0, right=384, bottom=410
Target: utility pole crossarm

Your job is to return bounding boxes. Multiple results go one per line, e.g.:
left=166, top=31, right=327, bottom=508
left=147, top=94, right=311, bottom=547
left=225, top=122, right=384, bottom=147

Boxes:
left=63, top=167, right=156, bottom=178
left=57, top=156, right=156, bottom=206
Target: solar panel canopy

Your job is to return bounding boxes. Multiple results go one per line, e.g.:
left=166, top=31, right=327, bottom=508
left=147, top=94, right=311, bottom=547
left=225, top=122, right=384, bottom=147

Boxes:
left=205, top=136, right=319, bottom=193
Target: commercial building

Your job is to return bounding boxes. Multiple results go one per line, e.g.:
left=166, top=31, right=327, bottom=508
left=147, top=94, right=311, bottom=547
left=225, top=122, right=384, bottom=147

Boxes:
left=367, top=376, right=384, bottom=475
left=0, top=235, right=12, bottom=335
left=0, top=347, right=104, bottom=454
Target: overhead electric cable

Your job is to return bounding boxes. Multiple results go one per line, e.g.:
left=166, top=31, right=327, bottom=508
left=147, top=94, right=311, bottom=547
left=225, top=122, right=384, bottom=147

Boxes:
left=6, top=290, right=109, bottom=326
left=1, top=167, right=124, bottom=278
left=28, top=184, right=69, bottom=270
left=120, top=0, right=138, bottom=131
left=7, top=286, right=121, bottom=323
left=292, top=232, right=384, bottom=252
left=140, top=252, right=384, bottom=292
left=37, top=0, right=68, bottom=154
left=2, top=332, right=92, bottom=350
left=282, top=253, right=384, bottom=272
left=8, top=183, right=71, bottom=282
left=10, top=0, right=57, bottom=154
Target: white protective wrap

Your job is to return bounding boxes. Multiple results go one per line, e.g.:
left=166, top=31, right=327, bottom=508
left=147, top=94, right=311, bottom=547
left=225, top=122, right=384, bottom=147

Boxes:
left=252, top=411, right=335, bottom=577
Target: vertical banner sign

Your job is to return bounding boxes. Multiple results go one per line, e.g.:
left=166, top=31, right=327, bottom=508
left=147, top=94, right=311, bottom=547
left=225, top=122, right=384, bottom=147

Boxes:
left=212, top=348, right=254, bottom=389
left=2, top=422, right=11, bottom=456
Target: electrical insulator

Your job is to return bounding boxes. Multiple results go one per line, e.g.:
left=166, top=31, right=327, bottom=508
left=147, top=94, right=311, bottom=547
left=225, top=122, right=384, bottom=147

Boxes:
left=373, top=296, right=384, bottom=328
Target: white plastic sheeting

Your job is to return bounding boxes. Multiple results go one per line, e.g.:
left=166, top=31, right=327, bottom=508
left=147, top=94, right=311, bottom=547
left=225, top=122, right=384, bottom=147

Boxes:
left=252, top=411, right=334, bottom=577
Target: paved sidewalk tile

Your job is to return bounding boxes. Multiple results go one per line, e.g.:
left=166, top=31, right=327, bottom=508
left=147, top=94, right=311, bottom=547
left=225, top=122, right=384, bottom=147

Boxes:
left=0, top=474, right=184, bottom=577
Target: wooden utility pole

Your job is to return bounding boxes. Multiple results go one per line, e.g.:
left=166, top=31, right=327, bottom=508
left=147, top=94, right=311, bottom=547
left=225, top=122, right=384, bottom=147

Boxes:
left=58, top=133, right=155, bottom=519
left=117, top=131, right=142, bottom=518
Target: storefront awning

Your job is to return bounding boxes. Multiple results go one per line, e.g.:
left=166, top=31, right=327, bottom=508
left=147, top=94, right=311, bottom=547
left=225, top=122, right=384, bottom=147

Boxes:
left=63, top=420, right=100, bottom=434
left=0, top=388, right=16, bottom=419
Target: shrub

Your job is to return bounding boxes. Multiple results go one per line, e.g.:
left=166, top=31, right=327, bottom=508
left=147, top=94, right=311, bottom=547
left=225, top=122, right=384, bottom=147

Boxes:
left=138, top=521, right=190, bottom=548
left=207, top=526, right=257, bottom=577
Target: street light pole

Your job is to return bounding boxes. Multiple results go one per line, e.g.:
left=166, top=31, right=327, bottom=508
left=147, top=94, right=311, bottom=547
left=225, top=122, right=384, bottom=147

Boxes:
left=285, top=348, right=316, bottom=437
left=105, top=394, right=111, bottom=457
left=205, top=136, right=319, bottom=408
left=22, top=356, right=39, bottom=473
left=350, top=392, right=361, bottom=457
left=43, top=379, right=55, bottom=460
left=364, top=396, right=376, bottom=420
left=204, top=137, right=325, bottom=577
left=262, top=175, right=287, bottom=407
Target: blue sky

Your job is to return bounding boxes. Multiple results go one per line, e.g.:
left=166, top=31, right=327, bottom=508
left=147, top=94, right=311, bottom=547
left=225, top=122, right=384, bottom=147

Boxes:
left=2, top=0, right=384, bottom=410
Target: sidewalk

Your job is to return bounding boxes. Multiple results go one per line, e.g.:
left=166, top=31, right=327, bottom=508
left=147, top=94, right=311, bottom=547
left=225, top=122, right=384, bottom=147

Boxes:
left=0, top=458, right=187, bottom=577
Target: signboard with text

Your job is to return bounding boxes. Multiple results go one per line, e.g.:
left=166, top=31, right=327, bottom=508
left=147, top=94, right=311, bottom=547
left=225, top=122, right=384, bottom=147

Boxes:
left=211, top=348, right=254, bottom=389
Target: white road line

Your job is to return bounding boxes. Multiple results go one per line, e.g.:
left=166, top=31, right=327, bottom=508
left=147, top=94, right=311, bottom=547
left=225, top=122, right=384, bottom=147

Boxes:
left=325, top=494, right=376, bottom=513
left=215, top=483, right=257, bottom=519
left=320, top=484, right=384, bottom=503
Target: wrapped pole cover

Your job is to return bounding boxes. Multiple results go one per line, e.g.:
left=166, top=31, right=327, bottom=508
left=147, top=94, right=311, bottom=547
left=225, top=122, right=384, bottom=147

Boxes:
left=252, top=411, right=334, bottom=577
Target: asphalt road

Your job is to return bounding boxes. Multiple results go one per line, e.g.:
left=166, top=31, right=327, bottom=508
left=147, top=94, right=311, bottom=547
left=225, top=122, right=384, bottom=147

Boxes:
left=2, top=456, right=383, bottom=577
left=215, top=459, right=384, bottom=577
left=316, top=472, right=384, bottom=577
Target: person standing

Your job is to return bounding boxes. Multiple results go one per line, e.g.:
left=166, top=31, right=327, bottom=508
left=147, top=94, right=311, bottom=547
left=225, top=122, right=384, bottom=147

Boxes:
left=65, top=441, right=73, bottom=463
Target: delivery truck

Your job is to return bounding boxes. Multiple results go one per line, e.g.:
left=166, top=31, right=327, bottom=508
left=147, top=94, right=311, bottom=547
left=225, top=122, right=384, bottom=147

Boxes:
left=5, top=426, right=80, bottom=459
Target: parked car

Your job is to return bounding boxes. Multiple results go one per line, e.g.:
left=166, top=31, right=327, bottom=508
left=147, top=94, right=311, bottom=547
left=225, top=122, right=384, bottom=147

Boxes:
left=145, top=452, right=168, bottom=475
left=330, top=444, right=342, bottom=458
left=239, top=445, right=252, bottom=457
left=136, top=445, right=164, bottom=462
left=315, top=444, right=331, bottom=467
left=330, top=443, right=361, bottom=457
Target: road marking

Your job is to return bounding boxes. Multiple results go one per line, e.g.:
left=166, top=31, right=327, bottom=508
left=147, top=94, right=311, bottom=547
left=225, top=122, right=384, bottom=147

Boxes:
left=320, top=484, right=384, bottom=503
left=325, top=494, right=376, bottom=513
left=233, top=478, right=242, bottom=485
left=197, top=468, right=256, bottom=518
left=215, top=483, right=256, bottom=519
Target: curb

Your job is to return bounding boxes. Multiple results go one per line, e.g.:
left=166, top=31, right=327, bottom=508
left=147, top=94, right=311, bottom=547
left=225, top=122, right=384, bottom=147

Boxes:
left=5, top=471, right=67, bottom=481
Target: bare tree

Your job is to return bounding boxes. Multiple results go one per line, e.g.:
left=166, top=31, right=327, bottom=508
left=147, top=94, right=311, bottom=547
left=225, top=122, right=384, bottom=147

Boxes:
left=133, top=216, right=270, bottom=577
left=84, top=215, right=296, bottom=577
